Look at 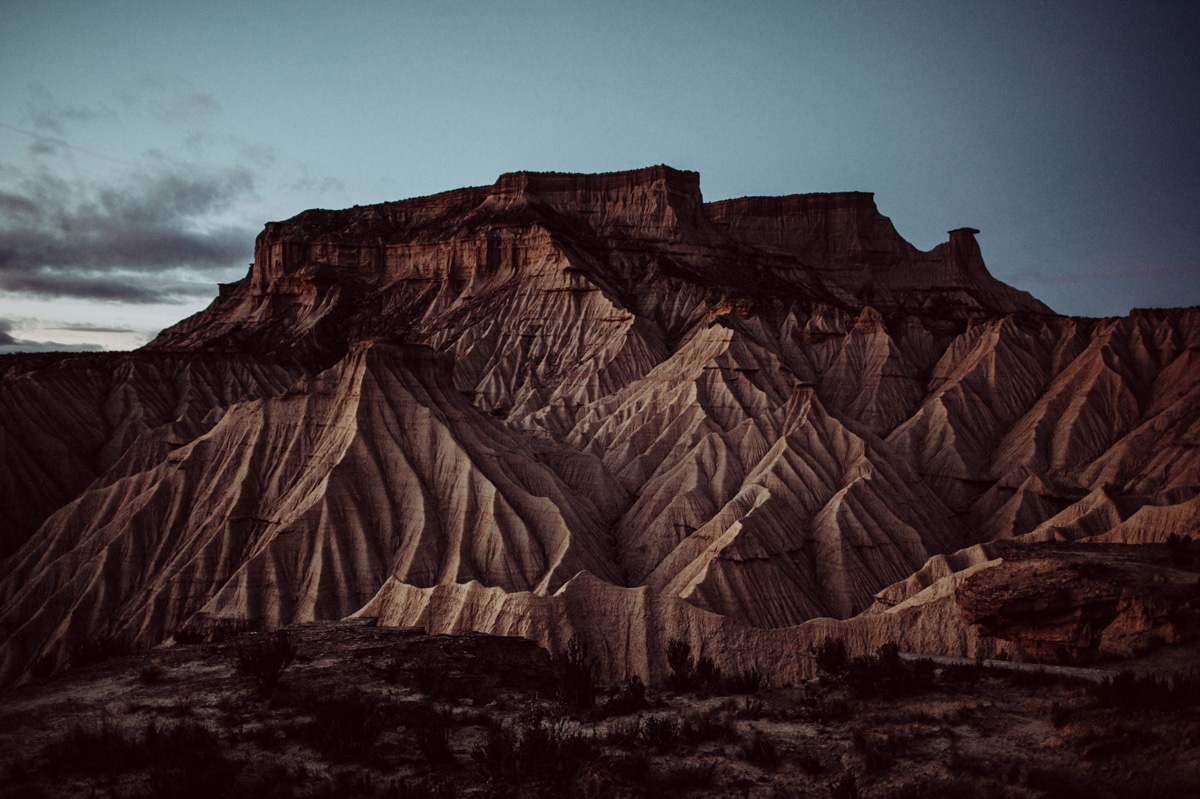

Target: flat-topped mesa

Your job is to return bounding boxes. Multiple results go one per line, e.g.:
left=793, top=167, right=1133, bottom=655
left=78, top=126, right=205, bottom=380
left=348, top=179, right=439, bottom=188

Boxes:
left=246, top=165, right=705, bottom=293
left=706, top=194, right=1051, bottom=315
left=705, top=191, right=908, bottom=267
left=153, top=166, right=1054, bottom=354
left=248, top=184, right=495, bottom=292
left=484, top=164, right=707, bottom=237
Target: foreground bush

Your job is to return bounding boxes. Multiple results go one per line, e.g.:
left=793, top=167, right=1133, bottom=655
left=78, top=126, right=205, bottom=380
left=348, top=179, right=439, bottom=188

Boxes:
left=235, top=629, right=295, bottom=693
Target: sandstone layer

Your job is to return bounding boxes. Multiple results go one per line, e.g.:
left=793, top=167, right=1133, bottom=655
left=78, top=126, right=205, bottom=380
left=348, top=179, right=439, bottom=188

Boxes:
left=2, top=166, right=1198, bottom=686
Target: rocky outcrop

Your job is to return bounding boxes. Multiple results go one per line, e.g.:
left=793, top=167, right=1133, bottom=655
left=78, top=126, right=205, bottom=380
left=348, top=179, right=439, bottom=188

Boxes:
left=1, top=167, right=1197, bottom=686
left=956, top=546, right=1200, bottom=663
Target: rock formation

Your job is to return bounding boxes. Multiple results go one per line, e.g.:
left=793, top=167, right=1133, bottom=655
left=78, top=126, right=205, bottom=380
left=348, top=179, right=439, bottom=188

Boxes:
left=2, top=166, right=1198, bottom=685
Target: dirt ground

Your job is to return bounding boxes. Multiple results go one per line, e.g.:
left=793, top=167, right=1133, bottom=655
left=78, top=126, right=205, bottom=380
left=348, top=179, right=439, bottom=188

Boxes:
left=1, top=621, right=1197, bottom=798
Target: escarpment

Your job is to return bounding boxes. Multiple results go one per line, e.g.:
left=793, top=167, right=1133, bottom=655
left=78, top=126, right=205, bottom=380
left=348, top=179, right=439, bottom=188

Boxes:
left=2, top=166, right=1197, bottom=686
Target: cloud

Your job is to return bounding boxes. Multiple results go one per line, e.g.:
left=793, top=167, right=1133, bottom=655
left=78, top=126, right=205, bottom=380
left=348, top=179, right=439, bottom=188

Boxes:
left=25, top=84, right=114, bottom=135
left=0, top=318, right=105, bottom=353
left=118, top=75, right=221, bottom=126
left=0, top=161, right=258, bottom=303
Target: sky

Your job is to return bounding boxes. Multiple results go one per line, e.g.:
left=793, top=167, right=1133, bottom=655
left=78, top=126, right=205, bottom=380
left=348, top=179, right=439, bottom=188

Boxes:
left=1, top=1, right=1198, bottom=352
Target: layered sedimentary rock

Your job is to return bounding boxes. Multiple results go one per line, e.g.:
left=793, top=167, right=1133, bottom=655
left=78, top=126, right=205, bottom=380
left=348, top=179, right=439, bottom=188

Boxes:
left=2, top=166, right=1198, bottom=685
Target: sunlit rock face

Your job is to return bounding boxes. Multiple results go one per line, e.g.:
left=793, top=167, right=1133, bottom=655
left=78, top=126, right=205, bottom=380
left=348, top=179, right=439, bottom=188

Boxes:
left=2, top=166, right=1198, bottom=685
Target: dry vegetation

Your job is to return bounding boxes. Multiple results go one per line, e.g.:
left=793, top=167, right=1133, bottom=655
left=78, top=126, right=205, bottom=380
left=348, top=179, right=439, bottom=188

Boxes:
left=1, top=622, right=1197, bottom=799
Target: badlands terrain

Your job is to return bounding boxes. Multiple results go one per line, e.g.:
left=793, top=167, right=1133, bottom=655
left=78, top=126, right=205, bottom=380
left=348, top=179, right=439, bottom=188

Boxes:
left=0, top=165, right=1198, bottom=794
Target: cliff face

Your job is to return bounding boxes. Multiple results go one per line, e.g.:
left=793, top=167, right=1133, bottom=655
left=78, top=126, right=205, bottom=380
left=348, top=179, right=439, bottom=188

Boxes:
left=1, top=167, right=1196, bottom=686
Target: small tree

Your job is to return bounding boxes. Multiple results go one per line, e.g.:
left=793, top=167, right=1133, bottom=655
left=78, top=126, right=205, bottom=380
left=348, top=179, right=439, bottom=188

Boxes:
left=667, top=639, right=694, bottom=691
left=553, top=635, right=596, bottom=711
left=813, top=636, right=848, bottom=676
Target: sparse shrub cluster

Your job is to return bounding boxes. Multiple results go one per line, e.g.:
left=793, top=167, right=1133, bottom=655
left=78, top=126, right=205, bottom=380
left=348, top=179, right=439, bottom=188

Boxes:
left=44, top=718, right=235, bottom=797
left=472, top=714, right=604, bottom=798
left=663, top=638, right=761, bottom=695
left=813, top=638, right=931, bottom=700
left=845, top=644, right=928, bottom=699
left=723, top=665, right=765, bottom=694
left=1090, top=669, right=1200, bottom=708
left=295, top=688, right=388, bottom=761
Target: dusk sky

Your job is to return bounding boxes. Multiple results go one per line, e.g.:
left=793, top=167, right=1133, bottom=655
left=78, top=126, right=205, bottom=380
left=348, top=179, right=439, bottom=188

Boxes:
left=2, top=1, right=1197, bottom=352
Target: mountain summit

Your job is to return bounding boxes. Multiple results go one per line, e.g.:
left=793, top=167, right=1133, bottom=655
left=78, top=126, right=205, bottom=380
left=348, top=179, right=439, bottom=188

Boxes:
left=2, top=167, right=1196, bottom=686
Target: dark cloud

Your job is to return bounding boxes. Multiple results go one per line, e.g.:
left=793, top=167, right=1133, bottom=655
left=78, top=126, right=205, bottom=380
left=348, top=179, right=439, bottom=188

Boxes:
left=0, top=162, right=257, bottom=303
left=0, top=319, right=16, bottom=346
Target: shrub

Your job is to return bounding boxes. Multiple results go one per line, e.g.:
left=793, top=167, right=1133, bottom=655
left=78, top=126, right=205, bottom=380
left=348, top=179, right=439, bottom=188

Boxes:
left=140, top=658, right=165, bottom=685
left=844, top=644, right=917, bottom=699
left=1166, top=533, right=1194, bottom=567
left=411, top=652, right=445, bottom=697
left=44, top=718, right=234, bottom=793
left=796, top=744, right=824, bottom=775
left=416, top=723, right=456, bottom=768
left=667, top=638, right=694, bottom=691
left=723, top=666, right=764, bottom=694
left=813, top=636, right=848, bottom=676
left=1088, top=670, right=1200, bottom=708
left=851, top=727, right=897, bottom=775
left=600, top=674, right=649, bottom=717
left=235, top=629, right=294, bottom=693
left=553, top=636, right=597, bottom=711
left=142, top=722, right=237, bottom=799
left=640, top=715, right=680, bottom=754
left=664, top=639, right=722, bottom=693
left=472, top=716, right=601, bottom=796
left=828, top=770, right=861, bottom=799
left=604, top=716, right=643, bottom=749
left=739, top=730, right=781, bottom=770
left=680, top=707, right=739, bottom=745
left=46, top=717, right=145, bottom=773
left=695, top=655, right=723, bottom=693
